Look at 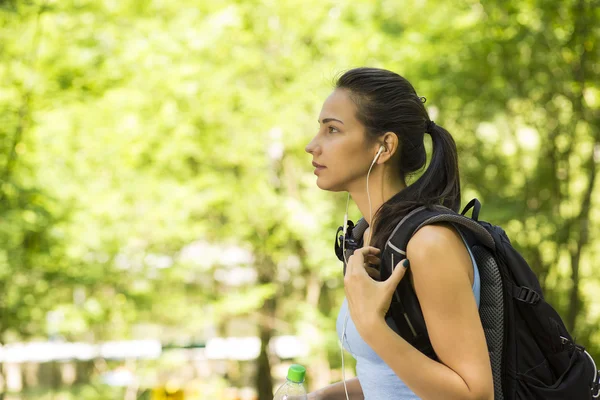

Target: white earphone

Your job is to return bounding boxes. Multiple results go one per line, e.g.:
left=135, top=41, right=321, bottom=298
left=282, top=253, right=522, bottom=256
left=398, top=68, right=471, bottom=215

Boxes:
left=340, top=143, right=386, bottom=400
left=373, top=144, right=385, bottom=163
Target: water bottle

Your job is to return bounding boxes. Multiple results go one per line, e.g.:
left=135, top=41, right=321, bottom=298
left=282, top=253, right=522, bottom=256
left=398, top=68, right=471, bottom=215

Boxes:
left=273, top=364, right=308, bottom=400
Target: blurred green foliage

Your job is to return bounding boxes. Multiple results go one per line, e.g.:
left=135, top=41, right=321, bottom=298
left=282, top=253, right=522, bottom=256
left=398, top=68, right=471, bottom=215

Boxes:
left=0, top=0, right=598, bottom=396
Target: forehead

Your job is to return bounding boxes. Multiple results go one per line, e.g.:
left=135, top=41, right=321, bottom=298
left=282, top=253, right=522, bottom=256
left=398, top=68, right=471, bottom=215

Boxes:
left=319, top=89, right=360, bottom=125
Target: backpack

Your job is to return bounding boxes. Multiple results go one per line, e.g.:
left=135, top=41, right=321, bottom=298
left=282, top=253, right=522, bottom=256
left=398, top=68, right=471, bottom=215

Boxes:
left=335, top=199, right=600, bottom=399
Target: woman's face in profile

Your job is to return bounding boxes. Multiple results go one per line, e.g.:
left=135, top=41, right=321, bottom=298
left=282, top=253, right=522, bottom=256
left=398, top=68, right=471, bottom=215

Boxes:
left=305, top=89, right=375, bottom=192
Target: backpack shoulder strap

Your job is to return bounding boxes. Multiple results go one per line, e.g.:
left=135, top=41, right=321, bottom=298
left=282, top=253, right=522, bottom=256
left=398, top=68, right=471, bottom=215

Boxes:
left=384, top=205, right=495, bottom=270
left=383, top=205, right=452, bottom=267
left=382, top=203, right=498, bottom=359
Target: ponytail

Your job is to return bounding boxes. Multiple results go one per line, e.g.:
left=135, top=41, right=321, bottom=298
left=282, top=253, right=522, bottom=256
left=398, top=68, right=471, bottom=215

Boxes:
left=370, top=121, right=461, bottom=250
left=416, top=121, right=461, bottom=211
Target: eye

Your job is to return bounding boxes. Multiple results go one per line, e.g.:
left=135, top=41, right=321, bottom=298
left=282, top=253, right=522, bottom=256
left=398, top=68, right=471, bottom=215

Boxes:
left=328, top=126, right=339, bottom=134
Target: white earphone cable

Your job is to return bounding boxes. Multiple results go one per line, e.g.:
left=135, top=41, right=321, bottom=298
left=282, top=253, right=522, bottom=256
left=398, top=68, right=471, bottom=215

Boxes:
left=341, top=151, right=380, bottom=400
left=341, top=191, right=351, bottom=400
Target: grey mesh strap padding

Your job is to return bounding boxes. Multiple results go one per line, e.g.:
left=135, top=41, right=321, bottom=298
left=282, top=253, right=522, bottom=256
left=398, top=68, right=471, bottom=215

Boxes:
left=473, top=245, right=505, bottom=400
left=415, top=214, right=495, bottom=250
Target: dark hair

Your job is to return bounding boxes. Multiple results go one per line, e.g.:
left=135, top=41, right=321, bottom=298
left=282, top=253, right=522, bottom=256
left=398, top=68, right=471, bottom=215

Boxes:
left=335, top=67, right=461, bottom=251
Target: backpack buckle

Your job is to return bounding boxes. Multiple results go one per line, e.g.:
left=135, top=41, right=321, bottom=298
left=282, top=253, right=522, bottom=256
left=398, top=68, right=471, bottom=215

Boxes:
left=335, top=222, right=360, bottom=263
left=584, top=348, right=600, bottom=398
left=516, top=286, right=541, bottom=304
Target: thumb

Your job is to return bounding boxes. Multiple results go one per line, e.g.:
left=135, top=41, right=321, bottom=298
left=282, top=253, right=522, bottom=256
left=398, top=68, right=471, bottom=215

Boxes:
left=385, top=258, right=410, bottom=289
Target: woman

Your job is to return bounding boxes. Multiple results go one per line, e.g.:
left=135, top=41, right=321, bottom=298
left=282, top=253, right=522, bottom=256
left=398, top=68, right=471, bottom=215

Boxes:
left=304, top=68, right=494, bottom=400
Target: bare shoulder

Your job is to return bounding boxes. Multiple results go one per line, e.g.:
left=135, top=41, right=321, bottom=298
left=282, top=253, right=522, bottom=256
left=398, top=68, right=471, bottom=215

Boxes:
left=406, top=223, right=473, bottom=283
left=406, top=223, right=463, bottom=256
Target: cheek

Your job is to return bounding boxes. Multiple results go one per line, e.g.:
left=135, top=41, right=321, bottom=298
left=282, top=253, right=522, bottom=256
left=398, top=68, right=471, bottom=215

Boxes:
left=329, top=140, right=365, bottom=166
left=321, top=136, right=370, bottom=178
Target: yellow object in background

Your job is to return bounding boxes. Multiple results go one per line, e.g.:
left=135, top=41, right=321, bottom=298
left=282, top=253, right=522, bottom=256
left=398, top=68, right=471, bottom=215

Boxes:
left=151, top=388, right=185, bottom=400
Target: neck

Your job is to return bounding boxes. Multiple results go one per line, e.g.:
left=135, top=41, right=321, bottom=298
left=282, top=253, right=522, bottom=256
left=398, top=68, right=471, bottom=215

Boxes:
left=348, top=165, right=405, bottom=228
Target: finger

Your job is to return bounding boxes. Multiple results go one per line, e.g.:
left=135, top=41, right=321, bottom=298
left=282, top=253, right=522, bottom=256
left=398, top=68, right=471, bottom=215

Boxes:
left=348, top=257, right=371, bottom=278
left=385, top=258, right=410, bottom=289
left=365, top=255, right=381, bottom=265
left=346, top=252, right=363, bottom=274
left=354, top=246, right=381, bottom=256
left=365, top=265, right=381, bottom=280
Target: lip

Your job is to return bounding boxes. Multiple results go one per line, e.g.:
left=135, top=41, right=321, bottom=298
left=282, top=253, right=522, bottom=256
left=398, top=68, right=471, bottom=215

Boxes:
left=312, top=161, right=326, bottom=169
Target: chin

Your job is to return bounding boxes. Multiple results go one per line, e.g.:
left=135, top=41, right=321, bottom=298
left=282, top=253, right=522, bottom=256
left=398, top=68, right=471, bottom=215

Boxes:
left=316, top=178, right=345, bottom=192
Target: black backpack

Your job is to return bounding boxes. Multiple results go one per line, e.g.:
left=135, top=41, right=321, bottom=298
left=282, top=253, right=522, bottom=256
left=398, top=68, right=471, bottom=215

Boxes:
left=335, top=199, right=600, bottom=399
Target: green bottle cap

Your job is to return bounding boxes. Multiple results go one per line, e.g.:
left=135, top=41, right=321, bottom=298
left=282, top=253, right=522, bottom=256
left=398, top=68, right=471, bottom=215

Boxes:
left=286, top=364, right=306, bottom=383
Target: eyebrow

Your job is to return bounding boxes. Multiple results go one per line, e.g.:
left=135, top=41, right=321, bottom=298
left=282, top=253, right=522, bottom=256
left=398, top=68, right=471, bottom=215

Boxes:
left=318, top=118, right=344, bottom=125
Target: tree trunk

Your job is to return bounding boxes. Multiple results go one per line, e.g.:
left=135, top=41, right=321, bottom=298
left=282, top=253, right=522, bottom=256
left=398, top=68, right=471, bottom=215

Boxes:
left=0, top=362, right=5, bottom=397
left=256, top=259, right=277, bottom=400
left=566, top=148, right=597, bottom=331
left=256, top=323, right=275, bottom=400
left=565, top=0, right=596, bottom=332
left=567, top=250, right=582, bottom=332
left=306, top=275, right=331, bottom=391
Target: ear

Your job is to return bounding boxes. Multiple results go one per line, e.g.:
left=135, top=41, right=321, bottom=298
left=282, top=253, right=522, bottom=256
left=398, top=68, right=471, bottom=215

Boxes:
left=375, top=132, right=399, bottom=164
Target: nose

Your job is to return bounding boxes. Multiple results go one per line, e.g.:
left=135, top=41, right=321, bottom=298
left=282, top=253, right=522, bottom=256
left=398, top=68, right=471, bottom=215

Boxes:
left=305, top=135, right=320, bottom=155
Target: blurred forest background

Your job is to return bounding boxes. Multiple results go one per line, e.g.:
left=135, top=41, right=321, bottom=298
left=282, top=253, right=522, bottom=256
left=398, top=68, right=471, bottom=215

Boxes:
left=0, top=0, right=598, bottom=399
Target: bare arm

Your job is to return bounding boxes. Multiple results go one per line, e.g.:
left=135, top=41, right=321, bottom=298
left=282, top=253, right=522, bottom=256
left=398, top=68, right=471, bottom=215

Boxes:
left=361, top=225, right=493, bottom=400
left=309, top=377, right=364, bottom=400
